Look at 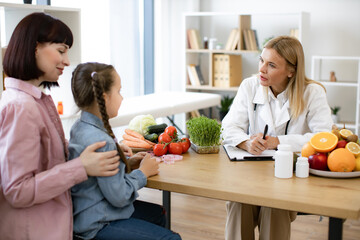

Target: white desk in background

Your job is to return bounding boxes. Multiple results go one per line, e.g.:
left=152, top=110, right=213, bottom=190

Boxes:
left=60, top=91, right=221, bottom=137
left=110, top=91, right=221, bottom=128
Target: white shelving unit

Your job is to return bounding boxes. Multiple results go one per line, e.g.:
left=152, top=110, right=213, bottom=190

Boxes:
left=183, top=12, right=310, bottom=119
left=311, top=56, right=360, bottom=135
left=0, top=2, right=81, bottom=97
left=183, top=12, right=310, bottom=91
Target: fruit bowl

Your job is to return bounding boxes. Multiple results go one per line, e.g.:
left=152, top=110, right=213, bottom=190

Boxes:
left=309, top=168, right=360, bottom=178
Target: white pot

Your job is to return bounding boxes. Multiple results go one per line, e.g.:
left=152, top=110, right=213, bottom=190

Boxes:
left=331, top=114, right=339, bottom=123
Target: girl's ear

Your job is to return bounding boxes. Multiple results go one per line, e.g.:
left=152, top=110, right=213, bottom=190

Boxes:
left=103, top=92, right=110, bottom=104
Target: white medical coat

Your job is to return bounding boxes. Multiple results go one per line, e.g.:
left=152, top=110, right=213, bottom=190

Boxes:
left=222, top=76, right=333, bottom=152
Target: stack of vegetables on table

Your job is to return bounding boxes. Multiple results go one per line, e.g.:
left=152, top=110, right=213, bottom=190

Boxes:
left=122, top=114, right=190, bottom=156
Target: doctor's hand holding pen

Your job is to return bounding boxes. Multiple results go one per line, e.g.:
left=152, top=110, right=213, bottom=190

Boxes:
left=236, top=124, right=280, bottom=155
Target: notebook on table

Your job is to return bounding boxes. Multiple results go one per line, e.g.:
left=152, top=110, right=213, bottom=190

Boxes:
left=223, top=144, right=275, bottom=161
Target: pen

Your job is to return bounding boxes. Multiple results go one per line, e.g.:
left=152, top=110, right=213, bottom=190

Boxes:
left=262, top=124, right=268, bottom=140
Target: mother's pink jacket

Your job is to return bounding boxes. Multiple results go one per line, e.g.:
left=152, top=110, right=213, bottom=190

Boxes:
left=0, top=78, right=87, bottom=240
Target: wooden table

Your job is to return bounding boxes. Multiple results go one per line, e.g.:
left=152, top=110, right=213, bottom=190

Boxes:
left=146, top=147, right=360, bottom=240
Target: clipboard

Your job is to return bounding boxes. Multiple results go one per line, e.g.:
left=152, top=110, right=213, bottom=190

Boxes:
left=223, top=144, right=275, bottom=161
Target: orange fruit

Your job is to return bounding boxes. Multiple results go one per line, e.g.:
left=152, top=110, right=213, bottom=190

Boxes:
left=327, top=148, right=356, bottom=172
left=339, top=129, right=353, bottom=140
left=301, top=142, right=317, bottom=158
left=309, top=132, right=338, bottom=153
left=345, top=142, right=360, bottom=157
left=355, top=156, right=360, bottom=171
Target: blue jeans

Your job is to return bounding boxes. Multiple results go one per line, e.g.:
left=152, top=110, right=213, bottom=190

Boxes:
left=95, top=201, right=181, bottom=240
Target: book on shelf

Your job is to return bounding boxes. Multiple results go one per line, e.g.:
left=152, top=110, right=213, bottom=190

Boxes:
left=213, top=54, right=242, bottom=88
left=187, top=64, right=201, bottom=86
left=249, top=29, right=257, bottom=50
left=253, top=29, right=259, bottom=50
left=213, top=54, right=222, bottom=87
left=242, top=29, right=251, bottom=50
left=187, top=29, right=201, bottom=49
left=225, top=28, right=237, bottom=51
left=231, top=29, right=240, bottom=50
left=242, top=29, right=258, bottom=50
left=195, top=65, right=205, bottom=85
left=290, top=28, right=299, bottom=39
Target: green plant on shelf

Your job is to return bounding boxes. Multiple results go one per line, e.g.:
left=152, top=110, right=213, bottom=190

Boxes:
left=218, top=95, right=234, bottom=120
left=331, top=106, right=341, bottom=115
left=262, top=36, right=274, bottom=48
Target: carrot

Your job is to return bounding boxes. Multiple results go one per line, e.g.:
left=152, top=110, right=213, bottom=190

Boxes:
left=125, top=129, right=145, bottom=140
left=123, top=134, right=155, bottom=146
left=122, top=140, right=152, bottom=149
left=123, top=134, right=143, bottom=142
left=144, top=139, right=156, bottom=146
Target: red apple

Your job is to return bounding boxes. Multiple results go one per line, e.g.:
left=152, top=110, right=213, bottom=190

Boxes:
left=336, top=140, right=347, bottom=148
left=308, top=153, right=328, bottom=171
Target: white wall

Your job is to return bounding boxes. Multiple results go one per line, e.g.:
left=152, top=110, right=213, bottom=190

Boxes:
left=201, top=0, right=360, bottom=124
left=52, top=0, right=142, bottom=99
left=199, top=0, right=360, bottom=57
left=154, top=0, right=200, bottom=93
left=154, top=0, right=360, bottom=125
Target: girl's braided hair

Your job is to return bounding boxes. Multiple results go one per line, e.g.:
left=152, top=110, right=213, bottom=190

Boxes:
left=71, top=62, right=130, bottom=173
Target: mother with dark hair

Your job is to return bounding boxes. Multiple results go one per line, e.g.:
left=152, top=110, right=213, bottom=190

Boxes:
left=0, top=12, right=120, bottom=240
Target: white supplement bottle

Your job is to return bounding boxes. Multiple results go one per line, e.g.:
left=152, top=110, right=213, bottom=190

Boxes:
left=274, top=144, right=293, bottom=178
left=296, top=156, right=309, bottom=178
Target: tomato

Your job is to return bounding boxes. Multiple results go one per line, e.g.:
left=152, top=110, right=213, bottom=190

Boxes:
left=158, top=132, right=172, bottom=143
left=165, top=126, right=177, bottom=139
left=180, top=137, right=191, bottom=153
left=153, top=144, right=168, bottom=156
left=168, top=142, right=183, bottom=155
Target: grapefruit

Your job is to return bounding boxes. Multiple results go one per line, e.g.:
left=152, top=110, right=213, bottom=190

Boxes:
left=339, top=129, right=353, bottom=140
left=345, top=142, right=360, bottom=157
left=327, top=148, right=356, bottom=172
left=301, top=142, right=317, bottom=158
left=355, top=156, right=360, bottom=171
left=309, top=132, right=338, bottom=153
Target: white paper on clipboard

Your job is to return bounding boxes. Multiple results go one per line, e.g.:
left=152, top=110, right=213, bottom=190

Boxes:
left=223, top=144, right=275, bottom=161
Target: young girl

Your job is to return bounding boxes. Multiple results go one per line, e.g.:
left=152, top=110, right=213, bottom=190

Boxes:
left=69, top=62, right=182, bottom=240
left=0, top=13, right=120, bottom=240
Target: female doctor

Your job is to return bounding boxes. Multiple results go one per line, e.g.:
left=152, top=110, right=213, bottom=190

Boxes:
left=222, top=36, right=333, bottom=240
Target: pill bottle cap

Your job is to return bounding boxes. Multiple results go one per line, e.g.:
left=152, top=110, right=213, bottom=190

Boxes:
left=297, top=156, right=308, bottom=163
left=277, top=144, right=292, bottom=151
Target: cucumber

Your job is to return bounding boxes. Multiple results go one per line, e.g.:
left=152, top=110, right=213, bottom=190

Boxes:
left=144, top=133, right=159, bottom=143
left=147, top=123, right=168, bottom=134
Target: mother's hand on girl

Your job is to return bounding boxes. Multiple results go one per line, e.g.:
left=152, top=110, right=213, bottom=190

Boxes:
left=80, top=141, right=120, bottom=177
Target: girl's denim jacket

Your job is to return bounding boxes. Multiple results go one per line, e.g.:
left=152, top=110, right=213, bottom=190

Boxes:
left=69, top=111, right=147, bottom=239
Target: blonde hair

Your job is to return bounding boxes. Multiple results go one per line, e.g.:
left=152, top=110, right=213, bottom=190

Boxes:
left=264, top=36, right=324, bottom=118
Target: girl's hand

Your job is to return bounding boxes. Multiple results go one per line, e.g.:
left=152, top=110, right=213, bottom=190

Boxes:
left=238, top=133, right=268, bottom=155
left=139, top=153, right=160, bottom=178
left=119, top=143, right=133, bottom=157
left=128, top=152, right=147, bottom=170
left=80, top=141, right=120, bottom=177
